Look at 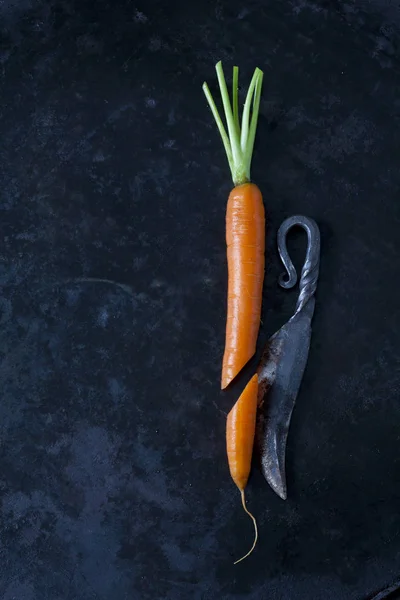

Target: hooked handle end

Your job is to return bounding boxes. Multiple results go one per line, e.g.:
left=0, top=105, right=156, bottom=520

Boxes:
left=277, top=215, right=320, bottom=314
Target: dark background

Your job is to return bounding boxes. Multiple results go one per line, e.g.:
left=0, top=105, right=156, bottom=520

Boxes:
left=1, top=0, right=400, bottom=599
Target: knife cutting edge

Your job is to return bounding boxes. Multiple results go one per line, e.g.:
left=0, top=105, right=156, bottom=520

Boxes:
left=256, top=215, right=320, bottom=499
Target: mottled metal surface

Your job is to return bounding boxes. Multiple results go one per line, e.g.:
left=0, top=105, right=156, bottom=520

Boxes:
left=257, top=216, right=320, bottom=499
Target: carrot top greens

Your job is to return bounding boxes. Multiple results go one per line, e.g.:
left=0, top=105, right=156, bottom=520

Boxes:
left=203, top=61, right=264, bottom=187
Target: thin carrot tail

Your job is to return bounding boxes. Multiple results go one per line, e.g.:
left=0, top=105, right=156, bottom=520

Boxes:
left=234, top=489, right=258, bottom=564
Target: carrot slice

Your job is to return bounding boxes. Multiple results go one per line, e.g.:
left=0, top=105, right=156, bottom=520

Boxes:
left=226, top=373, right=259, bottom=563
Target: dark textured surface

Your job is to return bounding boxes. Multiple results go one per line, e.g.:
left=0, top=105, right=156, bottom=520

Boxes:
left=1, top=0, right=400, bottom=598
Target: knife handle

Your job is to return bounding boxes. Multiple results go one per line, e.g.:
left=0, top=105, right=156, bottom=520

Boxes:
left=277, top=215, right=320, bottom=316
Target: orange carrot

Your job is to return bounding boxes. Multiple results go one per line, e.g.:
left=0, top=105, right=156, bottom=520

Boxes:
left=226, top=373, right=259, bottom=563
left=224, top=183, right=265, bottom=389
left=203, top=62, right=265, bottom=389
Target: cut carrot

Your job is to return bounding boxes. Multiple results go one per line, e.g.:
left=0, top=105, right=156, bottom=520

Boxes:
left=226, top=373, right=259, bottom=563
left=224, top=183, right=265, bottom=389
left=203, top=62, right=265, bottom=389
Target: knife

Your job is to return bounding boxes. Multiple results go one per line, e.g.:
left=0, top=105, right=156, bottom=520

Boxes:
left=257, top=215, right=320, bottom=500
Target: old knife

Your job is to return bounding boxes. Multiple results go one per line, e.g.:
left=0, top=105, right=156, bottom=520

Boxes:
left=257, top=215, right=320, bottom=500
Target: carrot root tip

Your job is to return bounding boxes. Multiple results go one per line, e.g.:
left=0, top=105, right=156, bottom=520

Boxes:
left=233, top=489, right=258, bottom=564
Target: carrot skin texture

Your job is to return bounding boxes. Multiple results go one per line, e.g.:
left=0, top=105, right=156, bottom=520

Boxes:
left=226, top=374, right=259, bottom=491
left=222, top=183, right=265, bottom=389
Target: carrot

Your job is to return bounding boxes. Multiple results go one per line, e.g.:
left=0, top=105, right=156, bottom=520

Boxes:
left=203, top=62, right=265, bottom=389
left=226, top=373, right=259, bottom=563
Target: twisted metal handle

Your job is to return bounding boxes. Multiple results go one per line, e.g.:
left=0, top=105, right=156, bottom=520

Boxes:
left=277, top=215, right=320, bottom=316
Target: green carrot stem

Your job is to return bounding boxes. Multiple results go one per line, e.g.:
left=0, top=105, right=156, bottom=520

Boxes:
left=232, top=66, right=240, bottom=136
left=202, top=61, right=263, bottom=186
